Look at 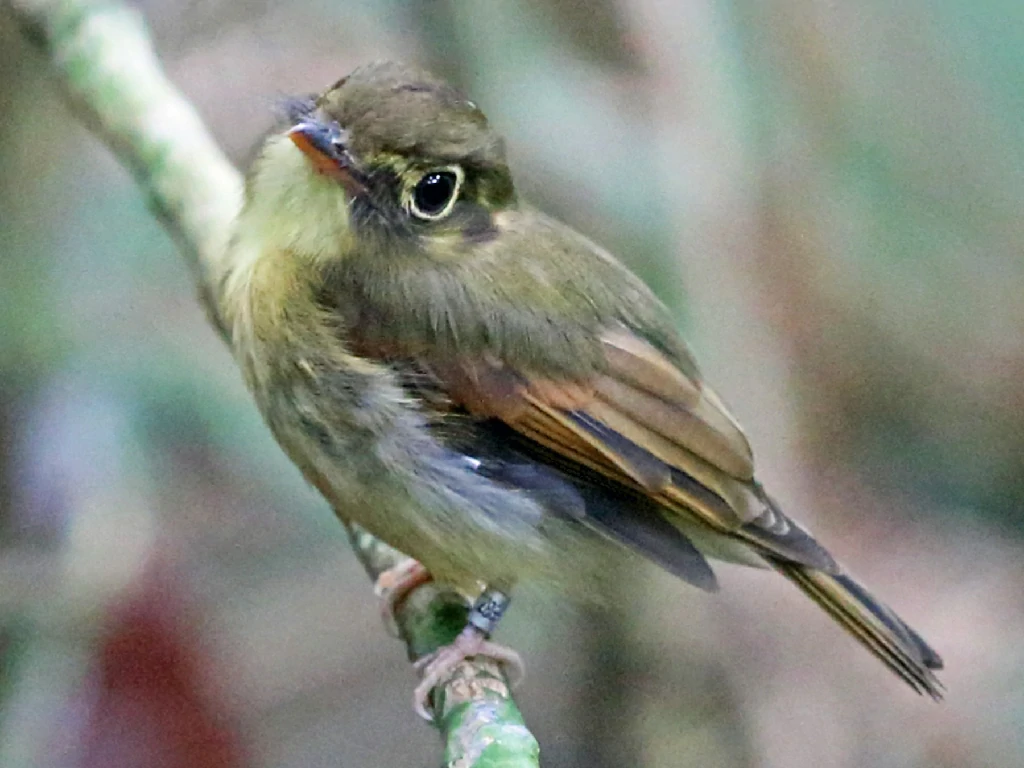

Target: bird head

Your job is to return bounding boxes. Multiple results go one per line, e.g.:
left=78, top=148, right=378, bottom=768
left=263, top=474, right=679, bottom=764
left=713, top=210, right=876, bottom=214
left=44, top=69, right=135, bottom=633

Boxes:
left=243, top=61, right=516, bottom=264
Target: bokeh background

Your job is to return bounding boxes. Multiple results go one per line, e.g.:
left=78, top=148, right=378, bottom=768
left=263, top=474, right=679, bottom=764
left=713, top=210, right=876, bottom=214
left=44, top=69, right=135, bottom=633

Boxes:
left=1, top=1, right=1022, bottom=766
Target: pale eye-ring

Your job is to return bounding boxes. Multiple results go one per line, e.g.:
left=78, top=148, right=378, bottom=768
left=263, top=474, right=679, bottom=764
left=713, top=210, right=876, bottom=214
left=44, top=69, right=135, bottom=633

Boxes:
left=408, top=166, right=464, bottom=220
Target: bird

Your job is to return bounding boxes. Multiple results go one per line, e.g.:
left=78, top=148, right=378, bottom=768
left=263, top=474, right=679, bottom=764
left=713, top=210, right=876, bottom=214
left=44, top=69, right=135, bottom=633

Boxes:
left=220, top=60, right=942, bottom=718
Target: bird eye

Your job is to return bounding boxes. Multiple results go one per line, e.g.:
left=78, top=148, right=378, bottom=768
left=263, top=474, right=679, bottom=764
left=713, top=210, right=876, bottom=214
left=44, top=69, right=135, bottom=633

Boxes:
left=409, top=167, right=463, bottom=220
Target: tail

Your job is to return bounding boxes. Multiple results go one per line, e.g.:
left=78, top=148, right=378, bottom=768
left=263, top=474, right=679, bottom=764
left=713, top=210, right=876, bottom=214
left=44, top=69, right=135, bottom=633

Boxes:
left=772, top=561, right=944, bottom=698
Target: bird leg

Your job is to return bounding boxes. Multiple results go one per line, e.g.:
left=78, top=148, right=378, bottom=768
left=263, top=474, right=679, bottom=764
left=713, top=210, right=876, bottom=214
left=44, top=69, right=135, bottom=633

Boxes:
left=412, top=587, right=524, bottom=720
left=374, top=557, right=432, bottom=637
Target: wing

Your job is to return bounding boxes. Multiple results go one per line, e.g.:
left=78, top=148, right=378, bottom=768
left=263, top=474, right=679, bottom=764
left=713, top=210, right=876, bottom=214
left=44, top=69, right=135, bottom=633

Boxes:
left=421, top=325, right=837, bottom=573
left=344, top=302, right=943, bottom=695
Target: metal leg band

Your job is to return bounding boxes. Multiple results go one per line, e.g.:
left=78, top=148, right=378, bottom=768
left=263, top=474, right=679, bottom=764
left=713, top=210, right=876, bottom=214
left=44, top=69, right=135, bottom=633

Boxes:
left=467, top=588, right=511, bottom=636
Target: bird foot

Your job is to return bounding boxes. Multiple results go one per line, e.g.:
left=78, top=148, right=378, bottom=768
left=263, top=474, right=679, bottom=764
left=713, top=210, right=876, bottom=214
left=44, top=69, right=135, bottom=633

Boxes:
left=412, top=624, right=525, bottom=720
left=374, top=558, right=432, bottom=638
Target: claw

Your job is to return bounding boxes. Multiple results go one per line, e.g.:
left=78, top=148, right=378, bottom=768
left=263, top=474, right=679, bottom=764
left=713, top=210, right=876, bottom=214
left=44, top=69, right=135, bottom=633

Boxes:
left=412, top=623, right=525, bottom=720
left=375, top=559, right=431, bottom=637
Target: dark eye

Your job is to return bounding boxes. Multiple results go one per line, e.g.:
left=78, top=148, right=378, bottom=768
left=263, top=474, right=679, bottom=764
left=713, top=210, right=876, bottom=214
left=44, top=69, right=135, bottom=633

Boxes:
left=409, top=167, right=462, bottom=220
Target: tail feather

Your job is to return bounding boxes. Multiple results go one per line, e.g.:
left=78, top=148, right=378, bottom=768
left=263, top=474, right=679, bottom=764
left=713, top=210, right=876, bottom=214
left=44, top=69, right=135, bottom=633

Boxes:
left=772, top=561, right=944, bottom=698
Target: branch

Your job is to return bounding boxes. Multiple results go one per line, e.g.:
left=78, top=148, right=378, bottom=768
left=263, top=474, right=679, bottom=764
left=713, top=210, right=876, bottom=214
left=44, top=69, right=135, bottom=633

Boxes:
left=4, top=0, right=539, bottom=764
left=347, top=526, right=539, bottom=767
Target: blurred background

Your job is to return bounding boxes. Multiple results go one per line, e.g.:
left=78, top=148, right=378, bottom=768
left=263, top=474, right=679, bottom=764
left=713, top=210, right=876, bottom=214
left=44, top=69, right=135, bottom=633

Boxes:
left=1, top=0, right=1022, bottom=766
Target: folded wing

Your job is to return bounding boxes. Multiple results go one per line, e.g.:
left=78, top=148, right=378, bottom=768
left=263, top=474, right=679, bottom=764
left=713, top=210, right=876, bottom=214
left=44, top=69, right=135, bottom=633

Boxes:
left=427, top=325, right=836, bottom=573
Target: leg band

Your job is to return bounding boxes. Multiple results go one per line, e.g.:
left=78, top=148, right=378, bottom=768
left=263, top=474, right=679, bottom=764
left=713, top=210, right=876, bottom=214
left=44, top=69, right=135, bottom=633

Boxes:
left=467, top=588, right=511, bottom=636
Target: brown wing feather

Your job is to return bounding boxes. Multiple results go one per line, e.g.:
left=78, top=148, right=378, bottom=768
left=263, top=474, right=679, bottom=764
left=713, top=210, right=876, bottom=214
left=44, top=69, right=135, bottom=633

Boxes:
left=598, top=330, right=754, bottom=480
left=599, top=329, right=702, bottom=405
left=419, top=326, right=835, bottom=571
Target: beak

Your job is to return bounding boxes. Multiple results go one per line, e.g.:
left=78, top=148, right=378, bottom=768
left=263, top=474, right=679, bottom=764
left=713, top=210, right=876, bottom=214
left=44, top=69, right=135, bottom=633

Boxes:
left=287, top=120, right=365, bottom=196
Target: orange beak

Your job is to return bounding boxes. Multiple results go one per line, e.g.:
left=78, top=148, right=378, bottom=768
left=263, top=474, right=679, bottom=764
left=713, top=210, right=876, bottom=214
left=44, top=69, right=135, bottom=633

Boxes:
left=287, top=120, right=365, bottom=196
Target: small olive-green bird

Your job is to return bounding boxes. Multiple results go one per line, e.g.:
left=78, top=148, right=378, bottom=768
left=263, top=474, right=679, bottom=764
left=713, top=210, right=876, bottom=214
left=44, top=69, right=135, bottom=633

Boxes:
left=222, top=61, right=942, bottom=711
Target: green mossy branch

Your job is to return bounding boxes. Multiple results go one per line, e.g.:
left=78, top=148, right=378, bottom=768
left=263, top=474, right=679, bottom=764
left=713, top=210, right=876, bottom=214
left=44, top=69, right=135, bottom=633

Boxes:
left=4, top=1, right=539, bottom=764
